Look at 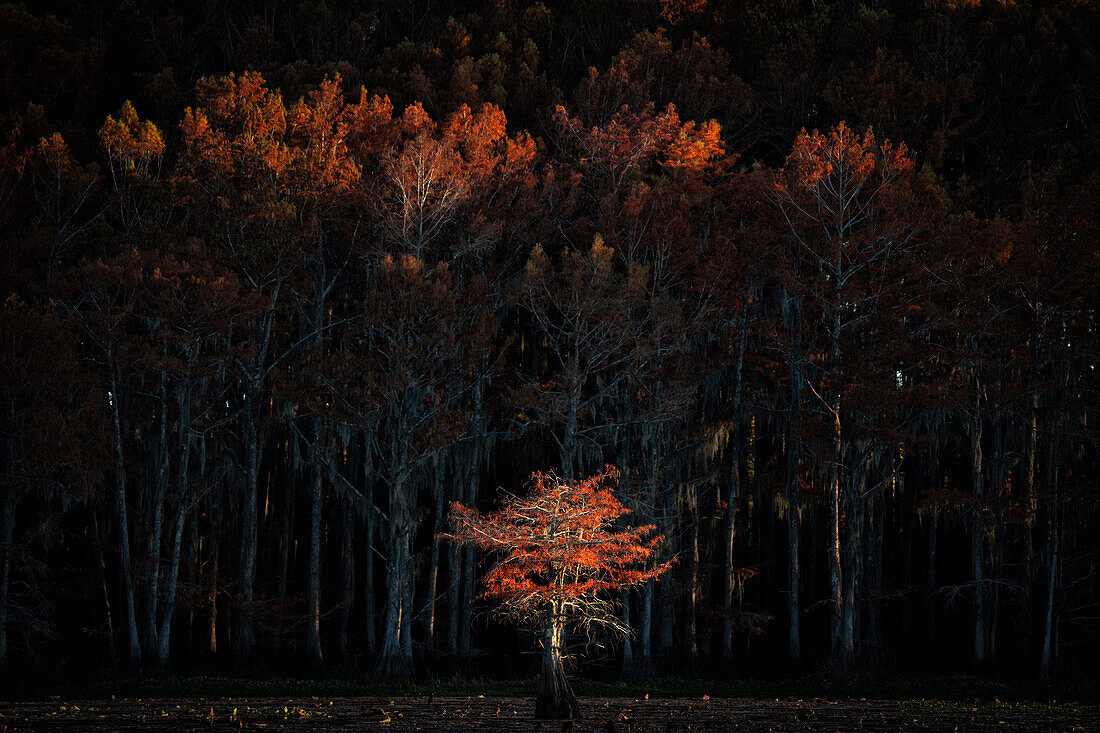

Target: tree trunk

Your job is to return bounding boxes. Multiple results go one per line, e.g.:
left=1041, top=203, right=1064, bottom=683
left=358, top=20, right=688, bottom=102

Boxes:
left=143, top=364, right=170, bottom=662
left=658, top=476, right=676, bottom=665
left=785, top=435, right=802, bottom=672
left=459, top=374, right=487, bottom=659
left=561, top=380, right=580, bottom=480
left=276, top=475, right=292, bottom=607
left=109, top=371, right=142, bottom=672
left=423, top=460, right=445, bottom=645
left=988, top=415, right=1009, bottom=668
left=0, top=492, right=14, bottom=670
left=971, top=380, right=986, bottom=671
left=207, top=490, right=221, bottom=659
left=1020, top=393, right=1039, bottom=663
left=722, top=300, right=749, bottom=670
left=363, top=467, right=377, bottom=656
left=1040, top=423, right=1060, bottom=677
left=827, top=307, right=844, bottom=663
left=185, top=512, right=197, bottom=660
left=840, top=451, right=866, bottom=664
left=535, top=602, right=579, bottom=720
left=1039, top=499, right=1059, bottom=677
left=306, top=458, right=324, bottom=671
left=866, top=453, right=886, bottom=659
left=683, top=482, right=699, bottom=666
left=153, top=500, right=187, bottom=674
left=400, top=513, right=414, bottom=669
left=620, top=588, right=633, bottom=672
left=92, top=511, right=116, bottom=661
left=338, top=496, right=353, bottom=662
left=458, top=467, right=478, bottom=658
left=154, top=370, right=196, bottom=674
left=641, top=579, right=654, bottom=667
left=235, top=370, right=263, bottom=668
left=375, top=474, right=413, bottom=680
left=446, top=474, right=462, bottom=655
left=926, top=443, right=941, bottom=645
left=783, top=288, right=804, bottom=672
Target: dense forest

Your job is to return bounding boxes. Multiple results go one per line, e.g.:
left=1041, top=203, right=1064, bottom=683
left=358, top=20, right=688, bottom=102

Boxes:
left=0, top=0, right=1097, bottom=684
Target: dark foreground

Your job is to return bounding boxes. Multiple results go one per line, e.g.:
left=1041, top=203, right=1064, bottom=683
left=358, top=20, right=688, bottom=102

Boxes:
left=1, top=696, right=1097, bottom=731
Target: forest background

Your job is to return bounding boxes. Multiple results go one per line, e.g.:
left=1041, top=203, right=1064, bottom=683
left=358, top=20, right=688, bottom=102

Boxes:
left=0, top=0, right=1097, bottom=686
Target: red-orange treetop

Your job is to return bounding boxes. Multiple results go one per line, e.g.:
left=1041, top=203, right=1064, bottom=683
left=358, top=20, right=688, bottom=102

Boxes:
left=447, top=466, right=671, bottom=634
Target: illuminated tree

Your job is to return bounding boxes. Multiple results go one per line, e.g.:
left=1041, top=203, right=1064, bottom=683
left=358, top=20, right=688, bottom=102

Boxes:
left=97, top=101, right=164, bottom=236
left=448, top=466, right=671, bottom=719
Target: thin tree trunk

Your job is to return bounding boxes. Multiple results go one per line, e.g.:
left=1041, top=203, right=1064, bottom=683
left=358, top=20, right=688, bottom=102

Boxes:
left=185, top=513, right=197, bottom=661
left=423, top=460, right=445, bottom=645
left=638, top=580, right=653, bottom=674
left=683, top=482, right=699, bottom=667
left=1039, top=501, right=1059, bottom=677
left=92, top=511, right=116, bottom=661
left=989, top=414, right=1009, bottom=668
left=971, top=379, right=986, bottom=670
left=236, top=289, right=277, bottom=668
left=446, top=470, right=463, bottom=654
left=305, top=261, right=329, bottom=671
left=236, top=370, right=263, bottom=667
left=306, top=458, right=324, bottom=671
left=363, top=458, right=377, bottom=656
left=458, top=466, right=478, bottom=658
left=276, top=475, right=292, bottom=607
left=990, top=526, right=1002, bottom=669
left=782, top=287, right=805, bottom=672
left=841, top=451, right=866, bottom=663
left=458, top=372, right=488, bottom=660
left=561, top=379, right=580, bottom=481
left=338, top=496, right=353, bottom=662
left=207, top=490, right=220, bottom=659
left=658, top=476, right=676, bottom=666
left=1040, top=421, right=1060, bottom=676
left=400, top=510, right=414, bottom=669
left=155, top=366, right=196, bottom=674
left=866, top=450, right=887, bottom=658
left=109, top=370, right=142, bottom=672
left=926, top=444, right=941, bottom=645
left=1021, top=392, right=1039, bottom=663
left=620, top=588, right=633, bottom=672
left=143, top=363, right=170, bottom=661
left=827, top=307, right=844, bottom=664
left=786, top=435, right=802, bottom=672
left=0, top=492, right=14, bottom=670
left=723, top=298, right=749, bottom=670
left=154, top=500, right=187, bottom=674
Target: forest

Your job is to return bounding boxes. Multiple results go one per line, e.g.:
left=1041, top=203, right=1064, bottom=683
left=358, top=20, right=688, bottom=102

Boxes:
left=0, top=0, right=1097, bottom=689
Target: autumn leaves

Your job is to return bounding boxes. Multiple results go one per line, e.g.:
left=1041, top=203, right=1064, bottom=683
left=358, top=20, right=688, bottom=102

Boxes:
left=448, top=467, right=672, bottom=719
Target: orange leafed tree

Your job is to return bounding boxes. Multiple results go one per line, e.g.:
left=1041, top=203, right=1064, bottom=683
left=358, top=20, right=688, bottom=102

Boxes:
left=447, top=466, right=671, bottom=720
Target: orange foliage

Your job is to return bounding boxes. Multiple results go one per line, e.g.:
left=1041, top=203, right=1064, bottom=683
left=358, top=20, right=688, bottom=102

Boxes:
left=664, top=118, right=723, bottom=171
left=553, top=102, right=723, bottom=185
left=98, top=101, right=164, bottom=180
left=447, top=466, right=672, bottom=627
left=660, top=0, right=708, bottom=25
left=775, top=121, right=940, bottom=261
